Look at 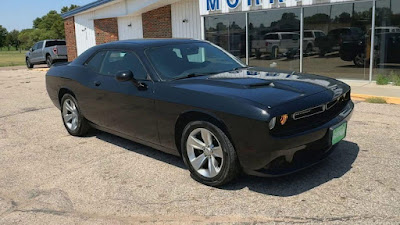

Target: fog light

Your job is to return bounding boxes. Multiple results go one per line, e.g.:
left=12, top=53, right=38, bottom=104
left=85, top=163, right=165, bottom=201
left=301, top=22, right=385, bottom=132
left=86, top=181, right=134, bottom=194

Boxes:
left=269, top=117, right=276, bottom=130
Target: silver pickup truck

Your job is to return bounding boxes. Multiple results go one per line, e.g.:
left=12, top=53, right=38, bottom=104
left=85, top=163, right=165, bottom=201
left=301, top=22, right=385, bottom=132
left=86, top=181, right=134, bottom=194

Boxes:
left=26, top=40, right=68, bottom=68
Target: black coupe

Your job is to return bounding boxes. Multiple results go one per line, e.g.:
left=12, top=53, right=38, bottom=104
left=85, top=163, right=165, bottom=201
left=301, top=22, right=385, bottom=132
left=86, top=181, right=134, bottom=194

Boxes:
left=46, top=39, right=353, bottom=186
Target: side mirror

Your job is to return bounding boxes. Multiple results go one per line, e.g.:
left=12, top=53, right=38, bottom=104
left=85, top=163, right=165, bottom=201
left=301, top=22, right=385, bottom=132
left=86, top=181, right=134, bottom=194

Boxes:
left=115, top=70, right=133, bottom=82
left=29, top=48, right=33, bottom=52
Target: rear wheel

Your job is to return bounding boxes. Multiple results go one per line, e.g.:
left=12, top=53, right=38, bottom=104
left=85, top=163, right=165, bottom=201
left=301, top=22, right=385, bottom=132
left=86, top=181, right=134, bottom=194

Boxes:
left=46, top=55, right=53, bottom=67
left=181, top=121, right=240, bottom=186
left=353, top=53, right=366, bottom=67
left=61, top=94, right=90, bottom=136
left=26, top=58, right=33, bottom=68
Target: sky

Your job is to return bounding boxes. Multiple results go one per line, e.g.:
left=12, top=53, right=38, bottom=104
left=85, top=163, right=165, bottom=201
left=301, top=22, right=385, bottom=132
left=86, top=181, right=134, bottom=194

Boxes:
left=0, top=0, right=95, bottom=31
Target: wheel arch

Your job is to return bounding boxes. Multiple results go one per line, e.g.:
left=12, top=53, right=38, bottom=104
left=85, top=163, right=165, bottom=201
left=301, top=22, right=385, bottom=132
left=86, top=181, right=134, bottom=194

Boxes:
left=58, top=88, right=76, bottom=105
left=174, top=110, right=233, bottom=155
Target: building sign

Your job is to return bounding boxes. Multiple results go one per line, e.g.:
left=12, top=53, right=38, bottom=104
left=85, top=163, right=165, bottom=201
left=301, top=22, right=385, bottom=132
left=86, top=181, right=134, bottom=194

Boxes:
left=200, top=0, right=363, bottom=15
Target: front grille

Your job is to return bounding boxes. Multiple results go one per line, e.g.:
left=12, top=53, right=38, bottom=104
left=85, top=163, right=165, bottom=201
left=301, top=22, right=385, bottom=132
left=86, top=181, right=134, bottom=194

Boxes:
left=270, top=91, right=350, bottom=136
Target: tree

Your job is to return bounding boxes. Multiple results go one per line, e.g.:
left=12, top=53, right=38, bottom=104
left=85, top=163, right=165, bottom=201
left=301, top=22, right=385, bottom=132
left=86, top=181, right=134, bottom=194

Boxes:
left=61, top=4, right=79, bottom=14
left=0, top=25, right=8, bottom=50
left=5, top=30, right=19, bottom=51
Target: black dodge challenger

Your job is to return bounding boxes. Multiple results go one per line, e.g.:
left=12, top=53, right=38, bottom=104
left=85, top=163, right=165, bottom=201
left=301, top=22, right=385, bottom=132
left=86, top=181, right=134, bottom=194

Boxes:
left=46, top=39, right=353, bottom=186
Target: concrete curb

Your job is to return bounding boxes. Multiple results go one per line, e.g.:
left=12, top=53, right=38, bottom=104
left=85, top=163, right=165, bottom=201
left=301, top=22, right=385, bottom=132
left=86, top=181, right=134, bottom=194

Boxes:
left=352, top=94, right=400, bottom=105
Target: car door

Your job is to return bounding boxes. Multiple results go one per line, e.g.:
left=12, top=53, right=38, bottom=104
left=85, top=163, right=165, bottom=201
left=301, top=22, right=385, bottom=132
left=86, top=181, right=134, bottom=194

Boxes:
left=31, top=41, right=44, bottom=63
left=91, top=50, right=158, bottom=144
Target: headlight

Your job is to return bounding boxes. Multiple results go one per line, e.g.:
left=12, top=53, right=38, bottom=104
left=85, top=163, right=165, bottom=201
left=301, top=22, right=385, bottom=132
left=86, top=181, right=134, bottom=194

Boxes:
left=269, top=117, right=276, bottom=130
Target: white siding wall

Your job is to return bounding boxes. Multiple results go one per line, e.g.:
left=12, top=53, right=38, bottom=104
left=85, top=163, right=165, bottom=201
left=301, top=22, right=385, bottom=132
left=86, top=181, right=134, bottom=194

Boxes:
left=171, top=0, right=201, bottom=39
left=118, top=15, right=143, bottom=40
left=74, top=12, right=96, bottom=56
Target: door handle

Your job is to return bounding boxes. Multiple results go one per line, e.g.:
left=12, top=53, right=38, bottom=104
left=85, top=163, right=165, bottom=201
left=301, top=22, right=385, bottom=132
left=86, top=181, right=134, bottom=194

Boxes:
left=94, top=80, right=101, bottom=86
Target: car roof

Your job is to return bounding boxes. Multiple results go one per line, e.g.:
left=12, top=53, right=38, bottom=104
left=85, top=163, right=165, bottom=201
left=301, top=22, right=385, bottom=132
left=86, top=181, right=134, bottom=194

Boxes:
left=100, top=38, right=204, bottom=48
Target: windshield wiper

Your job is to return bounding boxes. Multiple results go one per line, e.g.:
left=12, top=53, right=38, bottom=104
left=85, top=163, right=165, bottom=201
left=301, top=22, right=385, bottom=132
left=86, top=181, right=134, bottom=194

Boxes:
left=171, top=72, right=216, bottom=81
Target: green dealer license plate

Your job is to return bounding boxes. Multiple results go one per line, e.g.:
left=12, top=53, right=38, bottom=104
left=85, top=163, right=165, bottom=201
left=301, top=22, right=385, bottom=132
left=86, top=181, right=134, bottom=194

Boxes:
left=331, top=122, right=347, bottom=145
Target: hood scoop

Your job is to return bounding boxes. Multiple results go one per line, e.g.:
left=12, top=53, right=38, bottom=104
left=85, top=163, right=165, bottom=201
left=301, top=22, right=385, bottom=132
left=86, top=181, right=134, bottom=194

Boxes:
left=247, top=81, right=305, bottom=94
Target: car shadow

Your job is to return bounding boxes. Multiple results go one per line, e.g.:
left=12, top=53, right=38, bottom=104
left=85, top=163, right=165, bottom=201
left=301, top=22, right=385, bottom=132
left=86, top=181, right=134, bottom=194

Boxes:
left=88, top=129, right=186, bottom=169
left=222, top=140, right=359, bottom=196
left=89, top=130, right=359, bottom=196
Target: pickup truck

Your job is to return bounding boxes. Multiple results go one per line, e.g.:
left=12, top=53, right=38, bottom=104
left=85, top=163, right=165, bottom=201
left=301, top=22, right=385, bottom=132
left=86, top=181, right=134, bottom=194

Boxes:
left=315, top=27, right=364, bottom=57
left=251, top=32, right=299, bottom=59
left=26, top=40, right=67, bottom=68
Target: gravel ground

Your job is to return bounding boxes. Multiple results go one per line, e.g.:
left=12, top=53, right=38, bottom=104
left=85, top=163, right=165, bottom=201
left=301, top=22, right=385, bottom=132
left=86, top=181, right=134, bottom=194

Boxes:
left=0, top=68, right=399, bottom=224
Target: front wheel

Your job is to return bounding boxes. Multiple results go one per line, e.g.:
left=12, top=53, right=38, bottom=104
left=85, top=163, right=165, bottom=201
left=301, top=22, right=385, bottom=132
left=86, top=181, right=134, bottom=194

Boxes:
left=181, top=121, right=240, bottom=186
left=26, top=58, right=34, bottom=69
left=61, top=94, right=90, bottom=136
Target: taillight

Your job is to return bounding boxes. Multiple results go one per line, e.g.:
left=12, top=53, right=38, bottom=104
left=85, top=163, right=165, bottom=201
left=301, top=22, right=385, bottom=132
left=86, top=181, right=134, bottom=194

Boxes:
left=53, top=47, right=58, bottom=55
left=265, top=42, right=269, bottom=47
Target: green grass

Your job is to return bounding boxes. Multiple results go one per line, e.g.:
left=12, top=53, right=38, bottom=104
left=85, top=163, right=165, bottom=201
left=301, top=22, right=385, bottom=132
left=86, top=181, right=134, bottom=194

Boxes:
left=375, top=74, right=391, bottom=85
left=365, top=97, right=387, bottom=104
left=0, top=50, right=26, bottom=67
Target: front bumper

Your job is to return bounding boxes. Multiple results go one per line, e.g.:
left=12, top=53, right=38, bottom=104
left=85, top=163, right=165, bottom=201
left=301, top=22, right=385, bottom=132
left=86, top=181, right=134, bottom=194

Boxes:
left=242, top=100, right=354, bottom=177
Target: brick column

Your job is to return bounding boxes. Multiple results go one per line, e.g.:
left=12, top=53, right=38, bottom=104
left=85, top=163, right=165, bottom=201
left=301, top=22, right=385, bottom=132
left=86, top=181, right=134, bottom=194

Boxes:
left=64, top=17, right=77, bottom=62
left=142, top=5, right=172, bottom=38
left=94, top=18, right=119, bottom=45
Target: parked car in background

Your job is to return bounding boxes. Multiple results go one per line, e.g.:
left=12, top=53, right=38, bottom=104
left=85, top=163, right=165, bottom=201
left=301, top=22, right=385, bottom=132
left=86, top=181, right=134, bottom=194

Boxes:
left=251, top=32, right=300, bottom=59
left=315, top=27, right=364, bottom=56
left=26, top=40, right=67, bottom=68
left=340, top=32, right=400, bottom=67
left=302, top=30, right=326, bottom=53
left=46, top=39, right=353, bottom=186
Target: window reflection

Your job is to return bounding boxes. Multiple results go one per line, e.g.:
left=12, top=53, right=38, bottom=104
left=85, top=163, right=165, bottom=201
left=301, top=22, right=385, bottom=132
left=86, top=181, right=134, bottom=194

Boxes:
left=374, top=0, right=400, bottom=80
left=248, top=9, right=301, bottom=71
left=303, top=2, right=372, bottom=80
left=205, top=14, right=246, bottom=62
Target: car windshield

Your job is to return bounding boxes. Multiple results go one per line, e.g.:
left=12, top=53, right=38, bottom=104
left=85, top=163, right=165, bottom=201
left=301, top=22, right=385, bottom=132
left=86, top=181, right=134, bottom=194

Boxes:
left=146, top=42, right=246, bottom=80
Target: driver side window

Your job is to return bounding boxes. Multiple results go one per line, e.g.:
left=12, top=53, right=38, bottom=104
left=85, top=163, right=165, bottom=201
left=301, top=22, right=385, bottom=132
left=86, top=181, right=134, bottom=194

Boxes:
left=86, top=50, right=148, bottom=80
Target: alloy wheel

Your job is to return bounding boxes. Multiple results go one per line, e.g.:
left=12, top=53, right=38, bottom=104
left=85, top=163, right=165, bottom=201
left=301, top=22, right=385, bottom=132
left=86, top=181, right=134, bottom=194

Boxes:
left=62, top=99, right=79, bottom=131
left=186, top=128, right=224, bottom=178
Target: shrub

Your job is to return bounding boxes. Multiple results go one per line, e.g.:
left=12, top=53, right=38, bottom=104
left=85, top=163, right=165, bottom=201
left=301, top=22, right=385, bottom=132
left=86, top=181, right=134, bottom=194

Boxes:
left=390, top=72, right=400, bottom=86
left=375, top=74, right=390, bottom=85
left=365, top=97, right=387, bottom=104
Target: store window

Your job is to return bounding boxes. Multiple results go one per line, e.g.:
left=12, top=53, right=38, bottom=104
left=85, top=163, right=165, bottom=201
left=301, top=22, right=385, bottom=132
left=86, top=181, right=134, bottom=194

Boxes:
left=374, top=0, right=400, bottom=81
left=204, top=13, right=246, bottom=62
left=303, top=2, right=372, bottom=80
left=248, top=9, right=301, bottom=71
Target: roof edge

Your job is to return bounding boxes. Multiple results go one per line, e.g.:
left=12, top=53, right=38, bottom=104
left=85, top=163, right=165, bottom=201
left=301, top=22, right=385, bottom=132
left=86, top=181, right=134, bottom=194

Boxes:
left=61, top=0, right=115, bottom=19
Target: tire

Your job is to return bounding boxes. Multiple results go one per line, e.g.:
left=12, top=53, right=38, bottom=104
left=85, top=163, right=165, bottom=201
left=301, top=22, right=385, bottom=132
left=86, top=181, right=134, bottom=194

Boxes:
left=26, top=58, right=34, bottom=69
left=306, top=44, right=313, bottom=54
left=353, top=53, right=366, bottom=67
left=255, top=49, right=262, bottom=59
left=60, top=94, right=90, bottom=136
left=46, top=55, right=53, bottom=67
left=271, top=46, right=279, bottom=59
left=181, top=121, right=240, bottom=186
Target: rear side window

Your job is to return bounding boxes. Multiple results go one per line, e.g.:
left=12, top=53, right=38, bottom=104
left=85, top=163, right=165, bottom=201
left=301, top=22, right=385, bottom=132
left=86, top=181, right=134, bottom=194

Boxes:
left=304, top=32, right=313, bottom=38
left=85, top=51, right=107, bottom=73
left=45, top=41, right=66, bottom=47
left=99, top=51, right=148, bottom=80
left=264, top=34, right=279, bottom=40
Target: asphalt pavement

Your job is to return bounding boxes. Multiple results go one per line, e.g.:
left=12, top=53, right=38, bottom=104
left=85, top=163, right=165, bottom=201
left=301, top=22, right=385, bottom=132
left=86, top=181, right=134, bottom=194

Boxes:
left=0, top=68, right=399, bottom=224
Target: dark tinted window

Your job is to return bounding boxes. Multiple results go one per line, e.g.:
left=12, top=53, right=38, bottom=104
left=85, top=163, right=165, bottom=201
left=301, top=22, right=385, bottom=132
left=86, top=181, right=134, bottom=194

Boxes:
left=146, top=42, right=244, bottom=80
left=45, top=41, right=66, bottom=47
left=86, top=51, right=106, bottom=73
left=99, top=51, right=147, bottom=80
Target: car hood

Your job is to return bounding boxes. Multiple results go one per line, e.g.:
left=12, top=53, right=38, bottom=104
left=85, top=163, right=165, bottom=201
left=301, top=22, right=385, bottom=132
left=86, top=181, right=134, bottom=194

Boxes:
left=170, top=68, right=350, bottom=109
